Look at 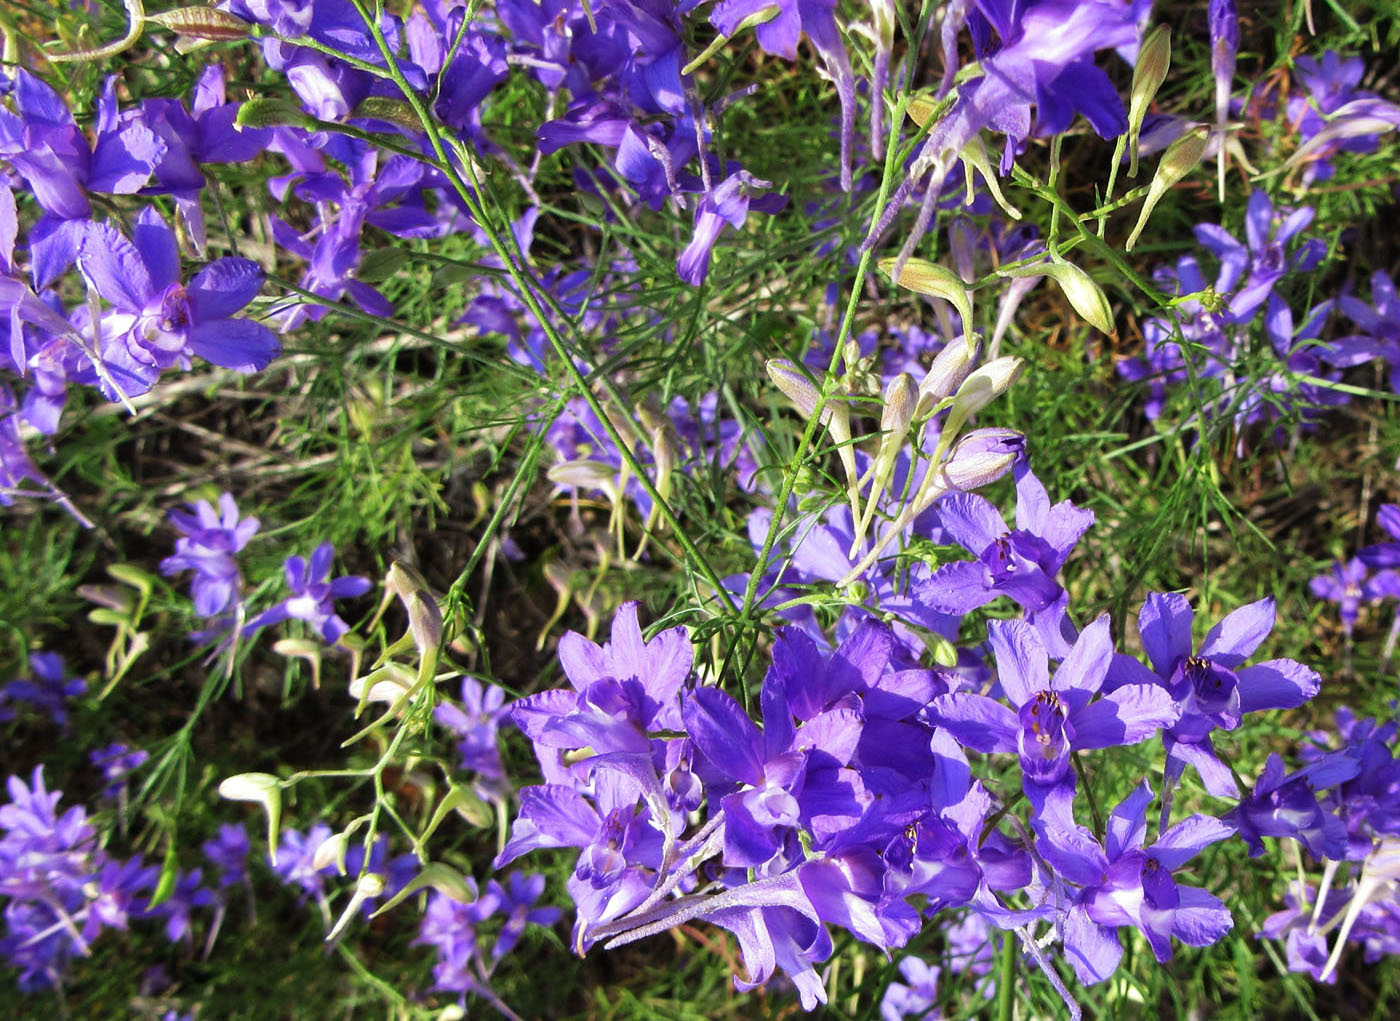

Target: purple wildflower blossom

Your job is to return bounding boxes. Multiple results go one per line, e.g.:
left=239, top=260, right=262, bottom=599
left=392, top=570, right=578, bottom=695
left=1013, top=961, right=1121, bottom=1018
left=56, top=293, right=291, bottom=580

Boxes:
left=245, top=542, right=370, bottom=644
left=0, top=651, right=84, bottom=728
left=1042, top=780, right=1235, bottom=984
left=160, top=492, right=260, bottom=618
left=1105, top=593, right=1321, bottom=799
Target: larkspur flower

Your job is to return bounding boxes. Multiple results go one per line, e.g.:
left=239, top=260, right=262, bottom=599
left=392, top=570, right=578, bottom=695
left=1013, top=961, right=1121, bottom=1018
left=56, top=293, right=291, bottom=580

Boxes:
left=0, top=651, right=84, bottom=728
left=1105, top=593, right=1321, bottom=799
left=1042, top=780, right=1236, bottom=984
left=159, top=492, right=260, bottom=618
left=245, top=542, right=370, bottom=644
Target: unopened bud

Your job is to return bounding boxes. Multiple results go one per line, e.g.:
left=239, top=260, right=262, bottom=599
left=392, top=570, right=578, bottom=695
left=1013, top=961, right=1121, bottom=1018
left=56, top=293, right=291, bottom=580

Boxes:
left=958, top=135, right=1021, bottom=219
left=235, top=99, right=316, bottom=131
left=879, top=257, right=976, bottom=340
left=218, top=773, right=282, bottom=867
left=937, top=427, right=1025, bottom=491
left=327, top=872, right=386, bottom=942
left=766, top=359, right=822, bottom=419
left=348, top=662, right=417, bottom=705
left=947, top=357, right=1024, bottom=423
left=1126, top=124, right=1210, bottom=251
left=547, top=459, right=618, bottom=492
left=881, top=373, right=918, bottom=435
left=916, top=338, right=977, bottom=415
left=1000, top=260, right=1114, bottom=335
left=371, top=862, right=479, bottom=919
left=312, top=831, right=350, bottom=874
left=1128, top=26, right=1172, bottom=177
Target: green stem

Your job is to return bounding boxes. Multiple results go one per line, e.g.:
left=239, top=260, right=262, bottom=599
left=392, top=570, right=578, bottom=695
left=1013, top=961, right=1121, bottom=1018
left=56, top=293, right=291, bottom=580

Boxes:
left=343, top=0, right=738, bottom=613
left=997, top=927, right=1017, bottom=1021
left=738, top=94, right=913, bottom=625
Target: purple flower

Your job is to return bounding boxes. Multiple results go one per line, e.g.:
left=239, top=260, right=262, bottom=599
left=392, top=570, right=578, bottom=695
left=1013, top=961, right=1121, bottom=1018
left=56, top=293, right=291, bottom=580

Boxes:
left=149, top=869, right=214, bottom=943
left=1042, top=780, right=1235, bottom=984
left=1193, top=190, right=1320, bottom=323
left=1310, top=558, right=1400, bottom=637
left=89, top=743, right=149, bottom=801
left=434, top=677, right=511, bottom=791
left=1340, top=273, right=1400, bottom=393
left=159, top=492, right=260, bottom=618
left=677, top=170, right=785, bottom=285
left=881, top=955, right=942, bottom=1021
left=202, top=824, right=251, bottom=888
left=1105, top=593, right=1321, bottom=798
left=75, top=208, right=280, bottom=399
left=1225, top=752, right=1359, bottom=861
left=245, top=542, right=370, bottom=644
left=931, top=617, right=1178, bottom=808
left=0, top=651, right=84, bottom=728
left=917, top=467, right=1093, bottom=653
left=481, top=871, right=560, bottom=961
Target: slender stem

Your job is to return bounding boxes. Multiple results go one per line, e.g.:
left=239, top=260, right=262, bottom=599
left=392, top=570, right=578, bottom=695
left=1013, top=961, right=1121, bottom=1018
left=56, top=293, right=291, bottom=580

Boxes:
left=343, top=0, right=738, bottom=613
left=997, top=927, right=1017, bottom=1021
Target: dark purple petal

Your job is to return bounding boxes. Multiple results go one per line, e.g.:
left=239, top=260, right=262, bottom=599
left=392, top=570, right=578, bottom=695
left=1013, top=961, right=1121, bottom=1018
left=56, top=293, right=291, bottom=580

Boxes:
left=78, top=223, right=153, bottom=311
left=683, top=687, right=764, bottom=786
left=919, top=560, right=995, bottom=614
left=1137, top=592, right=1193, bottom=677
left=935, top=492, right=1007, bottom=553
left=987, top=618, right=1048, bottom=706
left=189, top=258, right=265, bottom=321
left=188, top=319, right=280, bottom=372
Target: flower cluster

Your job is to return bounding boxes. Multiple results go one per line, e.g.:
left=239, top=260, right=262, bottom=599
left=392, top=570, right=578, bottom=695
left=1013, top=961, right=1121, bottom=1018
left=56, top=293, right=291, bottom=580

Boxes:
left=499, top=487, right=1327, bottom=1011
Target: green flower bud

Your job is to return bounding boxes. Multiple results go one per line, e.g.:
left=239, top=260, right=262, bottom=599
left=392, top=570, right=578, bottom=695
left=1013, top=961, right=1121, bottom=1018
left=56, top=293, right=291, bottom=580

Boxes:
left=1127, top=25, right=1172, bottom=178
left=1126, top=124, right=1210, bottom=251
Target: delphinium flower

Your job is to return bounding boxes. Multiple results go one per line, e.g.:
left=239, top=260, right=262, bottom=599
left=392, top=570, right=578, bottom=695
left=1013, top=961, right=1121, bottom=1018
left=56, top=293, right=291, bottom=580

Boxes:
left=74, top=208, right=281, bottom=400
left=245, top=542, right=371, bottom=644
left=0, top=767, right=155, bottom=990
left=148, top=869, right=215, bottom=944
left=929, top=617, right=1179, bottom=820
left=271, top=823, right=337, bottom=917
left=880, top=955, right=942, bottom=1020
left=1310, top=557, right=1400, bottom=638
left=917, top=465, right=1094, bottom=656
left=160, top=492, right=260, bottom=620
left=1105, top=593, right=1322, bottom=804
left=0, top=651, right=84, bottom=728
left=1339, top=273, right=1400, bottom=394
left=434, top=676, right=512, bottom=802
left=89, top=743, right=149, bottom=802
left=873, top=0, right=1135, bottom=261
left=1225, top=752, right=1359, bottom=861
left=1039, top=780, right=1236, bottom=984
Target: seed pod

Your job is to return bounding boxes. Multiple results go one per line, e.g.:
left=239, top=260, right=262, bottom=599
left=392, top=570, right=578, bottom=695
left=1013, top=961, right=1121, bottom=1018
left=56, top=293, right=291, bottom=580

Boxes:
left=235, top=98, right=316, bottom=131
left=352, top=96, right=424, bottom=133
left=147, top=6, right=251, bottom=40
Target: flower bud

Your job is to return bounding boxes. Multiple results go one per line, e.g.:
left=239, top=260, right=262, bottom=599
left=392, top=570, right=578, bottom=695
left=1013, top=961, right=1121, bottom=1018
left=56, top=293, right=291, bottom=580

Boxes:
left=348, top=662, right=418, bottom=706
left=916, top=338, right=977, bottom=415
left=371, top=863, right=479, bottom=919
left=547, top=459, right=618, bottom=493
left=875, top=372, right=913, bottom=435
left=957, top=135, right=1022, bottom=219
left=1128, top=26, right=1172, bottom=178
left=879, top=257, right=976, bottom=340
left=766, top=359, right=821, bottom=419
left=218, top=773, right=282, bottom=867
left=327, top=872, right=386, bottom=942
left=313, top=831, right=351, bottom=875
left=937, top=427, right=1025, bottom=491
left=1126, top=125, right=1210, bottom=251
left=947, top=357, right=1024, bottom=423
